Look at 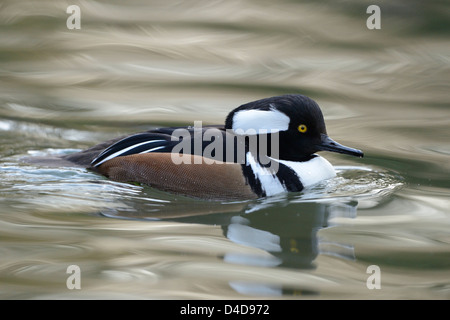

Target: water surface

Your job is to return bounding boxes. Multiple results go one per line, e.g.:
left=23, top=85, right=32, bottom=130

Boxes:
left=0, top=0, right=449, bottom=299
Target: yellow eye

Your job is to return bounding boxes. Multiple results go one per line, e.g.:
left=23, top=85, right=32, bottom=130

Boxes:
left=298, top=124, right=307, bottom=133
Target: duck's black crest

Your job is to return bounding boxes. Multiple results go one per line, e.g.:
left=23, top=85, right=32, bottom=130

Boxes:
left=225, top=94, right=326, bottom=134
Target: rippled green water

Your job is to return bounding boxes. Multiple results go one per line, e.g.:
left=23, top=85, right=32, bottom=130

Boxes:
left=1, top=0, right=449, bottom=299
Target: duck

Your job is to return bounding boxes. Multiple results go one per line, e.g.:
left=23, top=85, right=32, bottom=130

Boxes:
left=56, top=94, right=364, bottom=200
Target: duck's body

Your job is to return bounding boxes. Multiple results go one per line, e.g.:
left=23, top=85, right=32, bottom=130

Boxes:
left=56, top=94, right=363, bottom=200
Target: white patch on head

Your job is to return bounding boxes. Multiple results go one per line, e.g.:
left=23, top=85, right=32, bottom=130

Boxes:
left=232, top=107, right=290, bottom=135
left=246, top=152, right=286, bottom=196
left=278, top=155, right=336, bottom=188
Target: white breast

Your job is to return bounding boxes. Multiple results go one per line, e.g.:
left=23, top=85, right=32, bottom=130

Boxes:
left=246, top=152, right=336, bottom=196
left=277, top=155, right=336, bottom=188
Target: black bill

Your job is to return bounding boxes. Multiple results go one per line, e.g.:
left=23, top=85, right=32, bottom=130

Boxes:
left=317, top=134, right=364, bottom=158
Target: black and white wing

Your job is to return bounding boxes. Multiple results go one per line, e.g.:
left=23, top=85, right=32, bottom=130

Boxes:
left=90, top=132, right=175, bottom=167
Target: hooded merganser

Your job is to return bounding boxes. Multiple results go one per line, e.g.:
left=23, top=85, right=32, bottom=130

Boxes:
left=60, top=94, right=363, bottom=200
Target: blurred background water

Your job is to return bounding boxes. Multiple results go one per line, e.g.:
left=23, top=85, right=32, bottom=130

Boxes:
left=0, top=0, right=449, bottom=299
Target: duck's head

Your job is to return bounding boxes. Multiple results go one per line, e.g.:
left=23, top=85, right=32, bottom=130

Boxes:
left=225, top=94, right=364, bottom=161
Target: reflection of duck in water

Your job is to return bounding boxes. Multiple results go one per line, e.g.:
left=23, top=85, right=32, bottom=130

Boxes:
left=161, top=196, right=357, bottom=296
left=28, top=94, right=363, bottom=200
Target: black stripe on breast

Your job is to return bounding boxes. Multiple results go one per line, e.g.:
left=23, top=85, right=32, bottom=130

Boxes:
left=275, top=162, right=304, bottom=192
left=240, top=156, right=304, bottom=198
left=241, top=163, right=265, bottom=198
